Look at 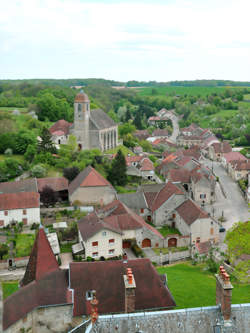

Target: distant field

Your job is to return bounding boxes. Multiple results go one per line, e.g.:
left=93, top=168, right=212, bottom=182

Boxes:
left=157, top=263, right=250, bottom=309
left=138, top=86, right=242, bottom=97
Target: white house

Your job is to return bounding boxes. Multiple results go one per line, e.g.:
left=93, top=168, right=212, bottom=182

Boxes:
left=0, top=192, right=40, bottom=227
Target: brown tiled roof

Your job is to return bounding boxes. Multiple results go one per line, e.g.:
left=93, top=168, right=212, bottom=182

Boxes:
left=168, top=168, right=191, bottom=183
left=3, top=269, right=72, bottom=330
left=68, top=166, right=113, bottom=195
left=75, top=91, right=90, bottom=102
left=21, top=228, right=59, bottom=287
left=175, top=156, right=193, bottom=167
left=37, top=177, right=68, bottom=192
left=133, top=130, right=150, bottom=140
left=0, top=179, right=37, bottom=194
left=78, top=200, right=163, bottom=240
left=223, top=152, right=247, bottom=163
left=0, top=192, right=40, bottom=210
left=146, top=182, right=184, bottom=212
left=49, top=119, right=72, bottom=135
left=230, top=160, right=250, bottom=171
left=152, top=129, right=169, bottom=137
left=212, top=142, right=232, bottom=154
left=69, top=259, right=176, bottom=317
left=140, top=158, right=154, bottom=171
left=176, top=199, right=209, bottom=225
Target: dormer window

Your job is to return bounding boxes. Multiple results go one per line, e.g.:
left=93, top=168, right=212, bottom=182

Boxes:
left=86, top=290, right=94, bottom=300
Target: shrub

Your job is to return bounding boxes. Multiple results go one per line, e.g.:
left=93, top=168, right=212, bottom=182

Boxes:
left=4, top=148, right=13, bottom=156
left=131, top=244, right=145, bottom=258
left=30, top=223, right=39, bottom=230
left=31, top=164, right=47, bottom=178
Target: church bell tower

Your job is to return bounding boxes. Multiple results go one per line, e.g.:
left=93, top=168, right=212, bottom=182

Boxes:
left=73, top=90, right=90, bottom=150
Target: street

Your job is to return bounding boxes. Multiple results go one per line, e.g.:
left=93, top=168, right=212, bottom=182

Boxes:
left=202, top=158, right=250, bottom=230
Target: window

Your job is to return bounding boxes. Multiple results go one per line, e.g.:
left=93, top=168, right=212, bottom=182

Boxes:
left=200, top=194, right=206, bottom=199
left=102, top=231, right=107, bottom=236
left=92, top=241, right=98, bottom=247
left=211, top=221, right=213, bottom=225
left=22, top=218, right=28, bottom=225
left=140, top=208, right=144, bottom=213
left=210, top=228, right=214, bottom=235
left=22, top=316, right=27, bottom=323
left=23, top=209, right=27, bottom=215
left=92, top=252, right=98, bottom=257
left=109, top=249, right=115, bottom=255
left=147, top=215, right=152, bottom=222
left=0, top=220, right=4, bottom=226
left=109, top=239, right=115, bottom=244
left=86, top=290, right=93, bottom=300
left=4, top=211, right=8, bottom=216
left=196, top=237, right=200, bottom=243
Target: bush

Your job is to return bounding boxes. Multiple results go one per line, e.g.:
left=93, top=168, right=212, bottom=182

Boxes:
left=30, top=223, right=39, bottom=230
left=131, top=244, right=145, bottom=258
left=31, top=164, right=47, bottom=178
left=4, top=148, right=13, bottom=156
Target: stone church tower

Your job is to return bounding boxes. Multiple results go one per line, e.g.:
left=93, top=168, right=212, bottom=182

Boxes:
left=73, top=90, right=90, bottom=150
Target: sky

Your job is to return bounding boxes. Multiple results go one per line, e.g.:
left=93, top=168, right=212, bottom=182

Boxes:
left=0, top=0, right=250, bottom=82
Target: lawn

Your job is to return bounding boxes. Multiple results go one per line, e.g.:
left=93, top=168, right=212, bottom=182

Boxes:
left=2, top=281, right=19, bottom=300
left=157, top=263, right=250, bottom=309
left=60, top=242, right=75, bottom=253
left=15, top=234, right=35, bottom=257
left=158, top=225, right=181, bottom=237
left=105, top=145, right=135, bottom=156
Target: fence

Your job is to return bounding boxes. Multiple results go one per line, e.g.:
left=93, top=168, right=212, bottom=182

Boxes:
left=150, top=250, right=190, bottom=265
left=68, top=319, right=91, bottom=333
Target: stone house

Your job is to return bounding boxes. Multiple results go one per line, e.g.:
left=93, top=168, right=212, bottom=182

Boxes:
left=77, top=200, right=164, bottom=259
left=208, top=142, right=232, bottom=161
left=3, top=227, right=175, bottom=332
left=0, top=192, right=40, bottom=227
left=174, top=199, right=219, bottom=244
left=221, top=152, right=247, bottom=170
left=177, top=135, right=203, bottom=148
left=126, top=156, right=156, bottom=181
left=152, top=129, right=169, bottom=138
left=68, top=166, right=117, bottom=206
left=228, top=160, right=250, bottom=181
left=49, top=119, right=72, bottom=146
left=190, top=167, right=216, bottom=204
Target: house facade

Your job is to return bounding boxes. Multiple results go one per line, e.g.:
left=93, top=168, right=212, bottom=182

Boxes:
left=208, top=142, right=232, bottom=161
left=0, top=192, right=40, bottom=227
left=68, top=166, right=117, bottom=206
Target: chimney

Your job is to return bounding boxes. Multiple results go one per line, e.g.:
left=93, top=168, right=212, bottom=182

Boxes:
left=90, top=290, right=99, bottom=324
left=123, top=268, right=136, bottom=313
left=215, top=266, right=233, bottom=321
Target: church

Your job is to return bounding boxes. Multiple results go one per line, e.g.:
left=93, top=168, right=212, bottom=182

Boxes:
left=49, top=90, right=118, bottom=151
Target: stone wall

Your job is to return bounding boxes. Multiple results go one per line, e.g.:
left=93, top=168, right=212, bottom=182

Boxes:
left=150, top=250, right=190, bottom=265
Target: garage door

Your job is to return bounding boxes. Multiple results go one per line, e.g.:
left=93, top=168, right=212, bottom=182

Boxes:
left=123, top=241, right=131, bottom=249
left=168, top=238, right=177, bottom=247
left=142, top=238, right=151, bottom=248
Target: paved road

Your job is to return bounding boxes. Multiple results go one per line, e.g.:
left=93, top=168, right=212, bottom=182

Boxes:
left=202, top=158, right=249, bottom=230
left=166, top=114, right=179, bottom=144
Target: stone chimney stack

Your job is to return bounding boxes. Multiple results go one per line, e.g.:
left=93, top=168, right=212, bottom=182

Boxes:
left=123, top=268, right=136, bottom=313
left=215, top=266, right=233, bottom=321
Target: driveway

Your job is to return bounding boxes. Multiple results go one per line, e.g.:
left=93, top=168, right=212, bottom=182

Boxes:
left=202, top=158, right=250, bottom=230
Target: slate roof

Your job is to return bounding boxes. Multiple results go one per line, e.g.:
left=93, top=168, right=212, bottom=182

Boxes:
left=3, top=269, right=72, bottom=330
left=0, top=179, right=38, bottom=194
left=69, top=259, right=176, bottom=317
left=176, top=199, right=209, bottom=225
left=68, top=166, right=113, bottom=195
left=0, top=192, right=40, bottom=210
left=90, top=109, right=116, bottom=130
left=118, top=192, right=147, bottom=210
left=21, top=227, right=60, bottom=287
left=49, top=119, right=72, bottom=135
left=37, top=177, right=68, bottom=192
left=139, top=183, right=166, bottom=193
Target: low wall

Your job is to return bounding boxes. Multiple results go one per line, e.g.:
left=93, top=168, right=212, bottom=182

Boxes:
left=0, top=257, right=29, bottom=270
left=150, top=250, right=190, bottom=265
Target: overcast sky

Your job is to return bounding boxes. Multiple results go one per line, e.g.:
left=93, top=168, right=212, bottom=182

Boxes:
left=1, top=0, right=250, bottom=82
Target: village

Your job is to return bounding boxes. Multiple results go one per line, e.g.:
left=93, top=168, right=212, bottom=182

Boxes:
left=0, top=91, right=249, bottom=332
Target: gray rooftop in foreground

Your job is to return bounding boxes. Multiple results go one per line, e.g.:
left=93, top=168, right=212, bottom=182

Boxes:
left=91, top=303, right=250, bottom=333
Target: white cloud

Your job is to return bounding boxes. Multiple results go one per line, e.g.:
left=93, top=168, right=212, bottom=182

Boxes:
left=0, top=0, right=250, bottom=80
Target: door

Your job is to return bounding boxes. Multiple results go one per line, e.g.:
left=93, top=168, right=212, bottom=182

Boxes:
left=168, top=238, right=177, bottom=247
left=122, top=241, right=131, bottom=249
left=142, top=238, right=151, bottom=248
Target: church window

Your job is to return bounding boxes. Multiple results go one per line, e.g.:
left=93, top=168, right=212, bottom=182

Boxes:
left=78, top=104, right=82, bottom=112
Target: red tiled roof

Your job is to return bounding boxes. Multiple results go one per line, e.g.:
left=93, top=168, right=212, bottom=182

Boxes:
left=175, top=156, right=193, bottom=167
left=140, top=158, right=154, bottom=171
left=69, top=166, right=113, bottom=195
left=70, top=259, right=176, bottom=317
left=146, top=182, right=184, bottom=212
left=51, top=130, right=65, bottom=136
left=0, top=192, right=40, bottom=210
left=126, top=155, right=143, bottom=165
left=230, top=160, right=250, bottom=171
left=49, top=119, right=72, bottom=135
left=149, top=116, right=161, bottom=121
left=223, top=152, right=247, bottom=163
left=37, top=177, right=68, bottom=192
left=176, top=199, right=209, bottom=225
left=3, top=269, right=72, bottom=330
left=21, top=228, right=60, bottom=287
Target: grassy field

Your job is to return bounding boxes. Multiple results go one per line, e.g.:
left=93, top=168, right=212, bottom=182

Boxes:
left=243, top=94, right=250, bottom=100
left=157, top=263, right=250, bottom=309
left=2, top=281, right=19, bottom=300
left=0, top=154, right=25, bottom=163
left=138, top=86, right=238, bottom=97
left=15, top=234, right=35, bottom=257
left=0, top=107, right=28, bottom=114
